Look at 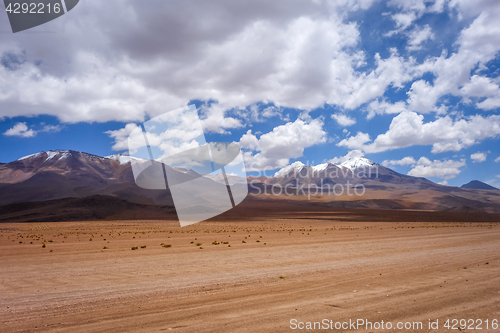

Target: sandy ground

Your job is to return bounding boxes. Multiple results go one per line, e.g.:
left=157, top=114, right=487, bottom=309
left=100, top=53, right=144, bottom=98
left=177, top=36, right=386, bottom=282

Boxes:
left=1, top=216, right=499, bottom=332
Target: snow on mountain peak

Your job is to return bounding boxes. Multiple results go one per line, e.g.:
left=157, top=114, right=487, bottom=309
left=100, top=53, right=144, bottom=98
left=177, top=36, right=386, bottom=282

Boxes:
left=18, top=150, right=71, bottom=161
left=18, top=152, right=41, bottom=160
left=311, top=163, right=330, bottom=173
left=340, top=157, right=377, bottom=170
left=274, top=161, right=305, bottom=177
left=106, top=153, right=147, bottom=165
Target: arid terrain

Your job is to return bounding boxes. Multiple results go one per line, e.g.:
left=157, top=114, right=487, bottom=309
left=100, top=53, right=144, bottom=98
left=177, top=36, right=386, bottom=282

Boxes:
left=1, top=205, right=499, bottom=332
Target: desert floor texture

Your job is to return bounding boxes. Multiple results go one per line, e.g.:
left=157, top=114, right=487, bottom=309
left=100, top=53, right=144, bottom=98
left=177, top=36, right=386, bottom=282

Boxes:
left=1, top=209, right=499, bottom=332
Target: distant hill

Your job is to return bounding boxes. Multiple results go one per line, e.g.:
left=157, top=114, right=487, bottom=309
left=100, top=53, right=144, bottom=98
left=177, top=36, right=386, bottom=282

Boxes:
left=0, top=150, right=199, bottom=206
left=0, top=195, right=177, bottom=222
left=2, top=151, right=500, bottom=222
left=461, top=180, right=498, bottom=190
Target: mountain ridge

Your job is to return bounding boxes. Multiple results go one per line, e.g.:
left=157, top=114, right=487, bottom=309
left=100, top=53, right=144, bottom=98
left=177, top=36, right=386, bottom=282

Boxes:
left=1, top=150, right=500, bottom=220
left=461, top=180, right=498, bottom=190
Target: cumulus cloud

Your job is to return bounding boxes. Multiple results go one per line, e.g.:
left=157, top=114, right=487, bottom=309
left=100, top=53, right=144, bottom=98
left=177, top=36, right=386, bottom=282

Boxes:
left=331, top=114, right=356, bottom=127
left=339, top=111, right=500, bottom=154
left=106, top=105, right=207, bottom=158
left=365, top=98, right=408, bottom=118
left=382, top=156, right=416, bottom=167
left=495, top=156, right=500, bottom=163
left=328, top=149, right=365, bottom=164
left=407, top=157, right=466, bottom=180
left=460, top=75, right=500, bottom=111
left=0, top=0, right=431, bottom=132
left=404, top=0, right=500, bottom=114
left=1, top=0, right=500, bottom=173
left=199, top=103, right=245, bottom=134
left=239, top=117, right=327, bottom=171
left=106, top=123, right=141, bottom=152
left=407, top=25, right=434, bottom=51
left=470, top=151, right=488, bottom=163
left=3, top=122, right=36, bottom=138
left=0, top=0, right=389, bottom=127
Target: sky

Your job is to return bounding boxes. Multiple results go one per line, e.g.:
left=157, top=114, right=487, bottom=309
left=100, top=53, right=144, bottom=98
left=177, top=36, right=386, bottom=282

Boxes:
left=0, top=0, right=500, bottom=187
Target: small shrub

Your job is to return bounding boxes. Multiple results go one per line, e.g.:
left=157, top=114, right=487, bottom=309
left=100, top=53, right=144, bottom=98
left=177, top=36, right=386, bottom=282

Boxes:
left=103, top=246, right=108, bottom=249
left=160, top=243, right=172, bottom=248
left=212, top=241, right=220, bottom=245
left=42, top=243, right=46, bottom=248
left=242, top=240, right=246, bottom=243
left=141, top=245, right=146, bottom=249
left=131, top=246, right=138, bottom=250
left=196, top=242, right=202, bottom=246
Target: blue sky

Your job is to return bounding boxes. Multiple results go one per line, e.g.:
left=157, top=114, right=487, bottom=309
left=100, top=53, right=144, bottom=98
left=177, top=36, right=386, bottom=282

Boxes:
left=1, top=0, right=499, bottom=187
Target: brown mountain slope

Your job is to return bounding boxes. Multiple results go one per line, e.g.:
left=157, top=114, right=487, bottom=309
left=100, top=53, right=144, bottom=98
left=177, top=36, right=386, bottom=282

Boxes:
left=0, top=195, right=177, bottom=222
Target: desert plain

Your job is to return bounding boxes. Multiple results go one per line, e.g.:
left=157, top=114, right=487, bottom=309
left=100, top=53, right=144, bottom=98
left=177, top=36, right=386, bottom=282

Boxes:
left=1, top=203, right=500, bottom=333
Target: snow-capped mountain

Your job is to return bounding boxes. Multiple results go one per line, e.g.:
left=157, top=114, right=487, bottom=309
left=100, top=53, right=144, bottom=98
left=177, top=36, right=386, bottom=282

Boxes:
left=340, top=157, right=378, bottom=170
left=270, top=156, right=436, bottom=190
left=274, top=161, right=306, bottom=177
left=1, top=150, right=500, bottom=220
left=106, top=153, right=148, bottom=165
left=0, top=150, right=179, bottom=206
left=274, top=157, right=380, bottom=178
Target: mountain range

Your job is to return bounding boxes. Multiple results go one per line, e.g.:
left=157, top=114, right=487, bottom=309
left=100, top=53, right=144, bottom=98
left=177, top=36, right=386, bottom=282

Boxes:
left=0, top=150, right=499, bottom=221
left=461, top=180, right=499, bottom=190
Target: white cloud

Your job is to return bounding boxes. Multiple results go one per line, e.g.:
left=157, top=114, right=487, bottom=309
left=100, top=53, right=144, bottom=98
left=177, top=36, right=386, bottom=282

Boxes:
left=366, top=98, right=408, bottom=118
left=3, top=122, right=36, bottom=138
left=0, top=1, right=374, bottom=125
left=404, top=1, right=500, bottom=114
left=388, top=0, right=427, bottom=13
left=470, top=151, right=488, bottom=163
left=385, top=0, right=432, bottom=36
left=382, top=156, right=416, bottom=167
left=339, top=111, right=500, bottom=154
left=41, top=125, right=63, bottom=133
left=240, top=117, right=327, bottom=171
left=239, top=130, right=259, bottom=151
left=328, top=149, right=365, bottom=164
left=106, top=123, right=141, bottom=152
left=106, top=105, right=207, bottom=159
left=331, top=113, right=356, bottom=126
left=386, top=12, right=418, bottom=35
left=460, top=75, right=500, bottom=98
left=476, top=98, right=500, bottom=111
left=408, top=157, right=466, bottom=180
left=407, top=25, right=435, bottom=51
left=438, top=180, right=448, bottom=185
left=495, top=156, right=500, bottom=163
left=0, top=0, right=430, bottom=128
left=338, top=132, right=371, bottom=150
left=460, top=75, right=500, bottom=111
left=199, top=103, right=244, bottom=134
